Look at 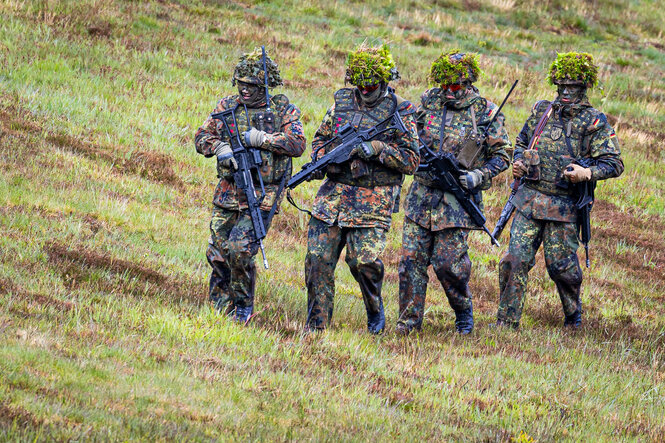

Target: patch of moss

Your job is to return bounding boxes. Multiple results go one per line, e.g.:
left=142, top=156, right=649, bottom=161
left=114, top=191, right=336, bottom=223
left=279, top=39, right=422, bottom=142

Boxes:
left=429, top=49, right=481, bottom=85
left=548, top=52, right=598, bottom=88
left=345, top=43, right=399, bottom=87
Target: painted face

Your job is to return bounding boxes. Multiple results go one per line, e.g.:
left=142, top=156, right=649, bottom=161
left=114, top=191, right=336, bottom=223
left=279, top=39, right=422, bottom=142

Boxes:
left=357, top=83, right=383, bottom=106
left=441, top=82, right=469, bottom=101
left=237, top=80, right=263, bottom=104
left=557, top=84, right=586, bottom=105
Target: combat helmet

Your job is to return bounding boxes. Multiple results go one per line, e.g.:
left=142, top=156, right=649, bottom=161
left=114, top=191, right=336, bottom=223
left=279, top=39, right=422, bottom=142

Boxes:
left=232, top=47, right=283, bottom=87
left=548, top=52, right=598, bottom=88
left=429, top=50, right=482, bottom=85
left=345, top=43, right=400, bottom=87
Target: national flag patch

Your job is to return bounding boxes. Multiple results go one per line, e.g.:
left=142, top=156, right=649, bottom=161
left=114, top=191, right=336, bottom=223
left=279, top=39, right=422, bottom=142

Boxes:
left=592, top=118, right=600, bottom=126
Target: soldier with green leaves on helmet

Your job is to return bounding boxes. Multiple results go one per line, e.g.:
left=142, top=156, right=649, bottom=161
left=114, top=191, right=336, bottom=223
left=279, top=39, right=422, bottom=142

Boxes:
left=495, top=52, right=623, bottom=329
left=195, top=48, right=306, bottom=323
left=396, top=50, right=511, bottom=335
left=304, top=43, right=420, bottom=334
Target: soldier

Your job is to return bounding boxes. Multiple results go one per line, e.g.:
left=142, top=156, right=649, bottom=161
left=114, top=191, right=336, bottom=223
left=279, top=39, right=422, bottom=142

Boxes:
left=495, top=52, right=623, bottom=328
left=305, top=43, right=420, bottom=334
left=195, top=48, right=306, bottom=322
left=396, top=50, right=510, bottom=335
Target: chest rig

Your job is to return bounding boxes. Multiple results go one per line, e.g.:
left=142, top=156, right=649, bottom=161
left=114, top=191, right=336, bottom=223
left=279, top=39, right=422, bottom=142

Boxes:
left=416, top=89, right=488, bottom=187
left=325, top=88, right=404, bottom=187
left=527, top=102, right=595, bottom=196
left=217, top=95, right=291, bottom=186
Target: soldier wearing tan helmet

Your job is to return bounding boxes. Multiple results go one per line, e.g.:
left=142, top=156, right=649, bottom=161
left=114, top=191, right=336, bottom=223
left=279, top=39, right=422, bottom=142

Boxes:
left=195, top=48, right=306, bottom=322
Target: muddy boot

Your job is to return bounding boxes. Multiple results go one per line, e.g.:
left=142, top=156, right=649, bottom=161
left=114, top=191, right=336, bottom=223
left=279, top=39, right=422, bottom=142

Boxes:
left=454, top=304, right=474, bottom=335
left=367, top=297, right=385, bottom=335
left=233, top=304, right=254, bottom=324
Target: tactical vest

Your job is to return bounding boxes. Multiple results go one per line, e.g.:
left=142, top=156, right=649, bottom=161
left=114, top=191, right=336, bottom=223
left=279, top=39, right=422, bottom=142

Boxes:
left=415, top=88, right=490, bottom=189
left=217, top=94, right=292, bottom=186
left=527, top=101, right=599, bottom=196
left=325, top=88, right=405, bottom=188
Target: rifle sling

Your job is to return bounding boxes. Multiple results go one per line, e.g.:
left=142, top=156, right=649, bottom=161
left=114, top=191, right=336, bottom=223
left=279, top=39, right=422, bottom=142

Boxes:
left=527, top=103, right=553, bottom=151
left=266, top=159, right=292, bottom=226
left=438, top=106, right=448, bottom=152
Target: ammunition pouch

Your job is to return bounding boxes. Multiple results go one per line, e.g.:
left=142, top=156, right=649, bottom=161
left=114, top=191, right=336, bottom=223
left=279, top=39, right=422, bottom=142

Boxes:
left=456, top=134, right=484, bottom=170
left=252, top=111, right=275, bottom=133
left=523, top=149, right=541, bottom=182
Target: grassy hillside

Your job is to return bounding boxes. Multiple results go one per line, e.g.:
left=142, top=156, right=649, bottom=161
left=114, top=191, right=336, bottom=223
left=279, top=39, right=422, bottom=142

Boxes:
left=1, top=0, right=664, bottom=440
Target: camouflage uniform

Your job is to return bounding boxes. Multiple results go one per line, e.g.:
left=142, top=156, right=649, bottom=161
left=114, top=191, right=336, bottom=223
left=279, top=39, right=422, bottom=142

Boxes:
left=195, top=58, right=305, bottom=314
left=397, top=87, right=510, bottom=332
left=497, top=66, right=623, bottom=327
left=305, top=87, right=420, bottom=331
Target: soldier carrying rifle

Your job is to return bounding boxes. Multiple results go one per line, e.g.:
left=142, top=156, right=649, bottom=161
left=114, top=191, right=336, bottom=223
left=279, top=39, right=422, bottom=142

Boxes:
left=303, top=43, right=419, bottom=334
left=494, top=52, right=623, bottom=329
left=396, top=50, right=511, bottom=335
left=194, top=48, right=305, bottom=323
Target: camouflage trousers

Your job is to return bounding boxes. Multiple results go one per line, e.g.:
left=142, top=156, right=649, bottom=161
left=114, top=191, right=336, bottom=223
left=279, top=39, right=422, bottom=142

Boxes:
left=397, top=217, right=472, bottom=331
left=305, top=217, right=386, bottom=330
left=497, top=211, right=582, bottom=326
left=206, top=206, right=271, bottom=311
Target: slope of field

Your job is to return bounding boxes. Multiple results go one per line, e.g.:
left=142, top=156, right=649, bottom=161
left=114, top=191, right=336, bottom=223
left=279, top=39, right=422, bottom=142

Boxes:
left=1, top=0, right=664, bottom=440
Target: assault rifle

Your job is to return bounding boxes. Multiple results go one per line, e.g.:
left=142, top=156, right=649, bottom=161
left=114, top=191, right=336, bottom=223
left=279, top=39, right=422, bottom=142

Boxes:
left=570, top=158, right=596, bottom=268
left=286, top=111, right=408, bottom=190
left=491, top=178, right=522, bottom=241
left=210, top=108, right=270, bottom=269
left=419, top=146, right=500, bottom=246
left=492, top=102, right=554, bottom=242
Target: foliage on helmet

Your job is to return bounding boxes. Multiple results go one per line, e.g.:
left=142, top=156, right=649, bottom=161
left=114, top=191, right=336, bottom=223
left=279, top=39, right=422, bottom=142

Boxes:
left=548, top=52, right=598, bottom=88
left=429, top=50, right=481, bottom=85
left=345, top=43, right=400, bottom=87
left=232, top=47, right=283, bottom=87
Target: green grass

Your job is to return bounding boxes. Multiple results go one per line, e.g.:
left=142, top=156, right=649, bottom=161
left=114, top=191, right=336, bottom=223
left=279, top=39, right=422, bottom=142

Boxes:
left=1, top=0, right=664, bottom=440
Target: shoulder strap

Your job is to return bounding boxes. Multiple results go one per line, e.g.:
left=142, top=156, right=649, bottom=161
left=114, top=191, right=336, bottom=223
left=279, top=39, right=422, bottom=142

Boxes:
left=438, top=105, right=448, bottom=151
left=527, top=103, right=553, bottom=151
left=470, top=105, right=478, bottom=135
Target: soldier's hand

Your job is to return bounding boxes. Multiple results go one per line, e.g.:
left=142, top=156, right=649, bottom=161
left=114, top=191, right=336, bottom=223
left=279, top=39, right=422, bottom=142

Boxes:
left=306, top=170, right=326, bottom=181
left=243, top=128, right=270, bottom=148
left=459, top=169, right=483, bottom=191
left=563, top=163, right=591, bottom=183
left=512, top=160, right=528, bottom=179
left=214, top=141, right=238, bottom=171
left=351, top=140, right=385, bottom=160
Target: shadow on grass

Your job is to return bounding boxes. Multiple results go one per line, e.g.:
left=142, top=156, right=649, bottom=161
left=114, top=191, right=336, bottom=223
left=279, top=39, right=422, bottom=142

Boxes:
left=44, top=241, right=205, bottom=305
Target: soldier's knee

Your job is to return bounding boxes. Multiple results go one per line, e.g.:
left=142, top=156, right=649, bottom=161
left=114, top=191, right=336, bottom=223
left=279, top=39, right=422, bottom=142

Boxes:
left=547, top=255, right=582, bottom=285
left=206, top=241, right=224, bottom=265
left=227, top=239, right=253, bottom=263
left=346, top=254, right=382, bottom=275
left=500, top=251, right=529, bottom=273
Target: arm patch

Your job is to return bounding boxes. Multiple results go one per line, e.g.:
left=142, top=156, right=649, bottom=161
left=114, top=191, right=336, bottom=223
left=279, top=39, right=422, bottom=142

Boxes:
left=397, top=99, right=416, bottom=116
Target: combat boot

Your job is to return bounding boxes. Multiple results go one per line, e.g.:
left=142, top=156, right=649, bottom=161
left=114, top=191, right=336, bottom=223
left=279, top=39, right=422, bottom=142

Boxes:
left=367, top=297, right=385, bottom=334
left=564, top=310, right=582, bottom=328
left=233, top=304, right=254, bottom=324
left=454, top=303, right=474, bottom=335
left=489, top=319, right=519, bottom=329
